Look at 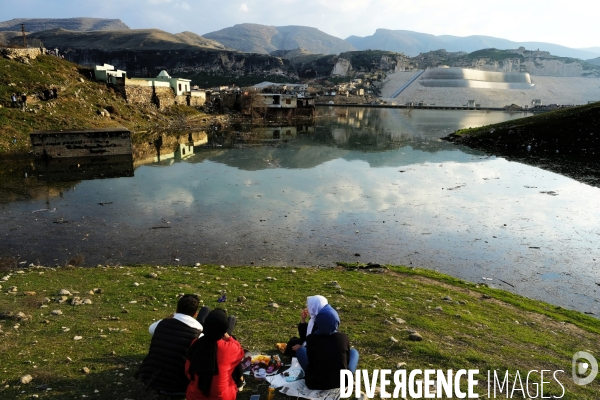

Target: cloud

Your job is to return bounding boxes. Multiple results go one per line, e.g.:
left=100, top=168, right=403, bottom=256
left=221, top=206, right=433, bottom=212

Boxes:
left=240, top=3, right=249, bottom=12
left=177, top=2, right=191, bottom=10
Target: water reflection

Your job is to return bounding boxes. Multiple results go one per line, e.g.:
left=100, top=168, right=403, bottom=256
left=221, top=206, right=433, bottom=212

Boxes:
left=34, top=155, right=134, bottom=182
left=1, top=107, right=598, bottom=315
left=134, top=131, right=208, bottom=166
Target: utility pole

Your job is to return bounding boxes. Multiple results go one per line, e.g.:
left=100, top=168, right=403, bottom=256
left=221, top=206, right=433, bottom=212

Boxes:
left=21, top=23, right=27, bottom=49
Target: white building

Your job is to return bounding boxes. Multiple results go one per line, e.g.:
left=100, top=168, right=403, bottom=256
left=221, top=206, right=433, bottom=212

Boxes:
left=94, top=63, right=126, bottom=82
left=94, top=65, right=191, bottom=96
left=153, top=70, right=191, bottom=96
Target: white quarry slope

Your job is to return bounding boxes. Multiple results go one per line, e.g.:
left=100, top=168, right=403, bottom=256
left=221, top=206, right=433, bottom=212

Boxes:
left=418, top=68, right=535, bottom=90
left=381, top=71, right=600, bottom=108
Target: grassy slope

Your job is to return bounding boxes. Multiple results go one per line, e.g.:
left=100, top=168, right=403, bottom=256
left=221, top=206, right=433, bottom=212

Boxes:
left=1, top=264, right=599, bottom=399
left=447, top=102, right=600, bottom=153
left=443, top=102, right=600, bottom=187
left=0, top=54, right=210, bottom=153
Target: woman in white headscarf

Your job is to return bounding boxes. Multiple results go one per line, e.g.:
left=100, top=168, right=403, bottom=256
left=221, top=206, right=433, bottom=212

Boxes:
left=285, top=295, right=328, bottom=357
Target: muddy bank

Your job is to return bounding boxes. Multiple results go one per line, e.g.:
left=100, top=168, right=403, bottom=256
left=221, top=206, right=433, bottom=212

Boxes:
left=443, top=102, right=600, bottom=187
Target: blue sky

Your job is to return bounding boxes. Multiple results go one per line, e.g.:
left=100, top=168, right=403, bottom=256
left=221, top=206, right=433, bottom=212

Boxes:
left=3, top=0, right=599, bottom=49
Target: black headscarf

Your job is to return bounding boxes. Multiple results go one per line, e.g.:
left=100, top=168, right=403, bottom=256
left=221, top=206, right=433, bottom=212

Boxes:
left=187, top=308, right=229, bottom=396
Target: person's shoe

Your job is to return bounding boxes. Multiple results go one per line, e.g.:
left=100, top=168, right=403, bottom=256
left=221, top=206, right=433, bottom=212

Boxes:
left=237, top=377, right=246, bottom=392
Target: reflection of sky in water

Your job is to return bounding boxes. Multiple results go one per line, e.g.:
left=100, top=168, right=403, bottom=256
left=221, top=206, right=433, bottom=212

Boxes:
left=1, top=108, right=599, bottom=313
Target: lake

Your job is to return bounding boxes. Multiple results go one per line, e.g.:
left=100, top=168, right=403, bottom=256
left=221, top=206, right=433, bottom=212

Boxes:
left=1, top=107, right=599, bottom=314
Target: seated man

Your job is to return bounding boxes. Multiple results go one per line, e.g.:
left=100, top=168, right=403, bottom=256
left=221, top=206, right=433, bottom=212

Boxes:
left=135, top=294, right=205, bottom=394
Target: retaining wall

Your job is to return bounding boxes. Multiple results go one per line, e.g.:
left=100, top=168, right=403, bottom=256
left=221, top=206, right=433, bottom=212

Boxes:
left=0, top=48, right=43, bottom=60
left=31, top=128, right=132, bottom=158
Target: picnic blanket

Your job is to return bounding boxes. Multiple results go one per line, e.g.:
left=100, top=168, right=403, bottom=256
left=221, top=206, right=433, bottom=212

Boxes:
left=266, top=358, right=365, bottom=400
left=242, top=354, right=283, bottom=378
left=266, top=371, right=339, bottom=400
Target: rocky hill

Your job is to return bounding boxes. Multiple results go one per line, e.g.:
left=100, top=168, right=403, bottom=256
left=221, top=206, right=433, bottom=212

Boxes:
left=60, top=48, right=295, bottom=84
left=203, top=23, right=356, bottom=55
left=174, top=31, right=231, bottom=50
left=347, top=29, right=600, bottom=60
left=0, top=31, right=20, bottom=46
left=0, top=51, right=220, bottom=154
left=0, top=17, right=129, bottom=32
left=17, top=28, right=231, bottom=51
left=270, top=47, right=314, bottom=59
left=411, top=48, right=600, bottom=77
left=588, top=56, right=600, bottom=66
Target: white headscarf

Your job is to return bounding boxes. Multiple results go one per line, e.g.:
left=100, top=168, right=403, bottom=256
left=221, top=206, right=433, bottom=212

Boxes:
left=306, top=295, right=328, bottom=337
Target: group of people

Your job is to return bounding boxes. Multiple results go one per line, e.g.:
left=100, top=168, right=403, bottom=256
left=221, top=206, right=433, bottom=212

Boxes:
left=9, top=88, right=57, bottom=111
left=10, top=92, right=27, bottom=110
left=45, top=48, right=64, bottom=58
left=135, top=294, right=358, bottom=400
left=43, top=87, right=58, bottom=101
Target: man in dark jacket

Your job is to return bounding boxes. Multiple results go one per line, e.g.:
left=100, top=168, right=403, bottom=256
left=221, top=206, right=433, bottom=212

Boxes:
left=135, top=294, right=204, bottom=394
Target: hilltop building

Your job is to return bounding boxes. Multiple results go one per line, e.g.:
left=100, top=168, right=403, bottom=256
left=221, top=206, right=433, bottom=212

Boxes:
left=93, top=64, right=204, bottom=109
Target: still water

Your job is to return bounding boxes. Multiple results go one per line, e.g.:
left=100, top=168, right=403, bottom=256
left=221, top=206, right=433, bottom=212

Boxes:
left=1, top=107, right=599, bottom=313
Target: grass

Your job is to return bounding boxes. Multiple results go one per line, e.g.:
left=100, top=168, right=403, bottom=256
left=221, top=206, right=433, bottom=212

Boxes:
left=447, top=101, right=600, bottom=160
left=0, top=54, right=213, bottom=154
left=1, top=264, right=600, bottom=399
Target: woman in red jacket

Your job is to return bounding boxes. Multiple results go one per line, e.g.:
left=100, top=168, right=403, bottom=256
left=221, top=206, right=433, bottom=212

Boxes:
left=186, top=309, right=245, bottom=400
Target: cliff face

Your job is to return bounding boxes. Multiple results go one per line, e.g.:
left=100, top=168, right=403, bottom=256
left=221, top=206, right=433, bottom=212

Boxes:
left=61, top=48, right=295, bottom=78
left=57, top=47, right=599, bottom=83
left=301, top=51, right=414, bottom=78
left=331, top=58, right=352, bottom=76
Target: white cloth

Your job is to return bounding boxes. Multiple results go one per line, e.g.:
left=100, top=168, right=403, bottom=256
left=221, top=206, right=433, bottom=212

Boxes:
left=149, top=313, right=203, bottom=336
left=306, top=295, right=328, bottom=337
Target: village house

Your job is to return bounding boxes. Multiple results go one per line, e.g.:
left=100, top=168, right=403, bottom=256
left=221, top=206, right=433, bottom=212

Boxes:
left=221, top=89, right=314, bottom=119
left=252, top=81, right=309, bottom=96
left=93, top=64, right=204, bottom=109
left=123, top=70, right=191, bottom=96
left=251, top=93, right=298, bottom=108
left=94, top=63, right=126, bottom=83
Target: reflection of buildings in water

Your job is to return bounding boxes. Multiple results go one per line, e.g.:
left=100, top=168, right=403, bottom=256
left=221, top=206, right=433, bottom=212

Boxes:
left=133, top=131, right=208, bottom=166
left=220, top=125, right=315, bottom=147
left=296, top=124, right=315, bottom=135
left=253, top=126, right=297, bottom=140
left=329, top=117, right=424, bottom=150
left=331, top=128, right=349, bottom=145
left=34, top=155, right=134, bottom=182
left=0, top=156, right=134, bottom=204
left=0, top=159, right=66, bottom=204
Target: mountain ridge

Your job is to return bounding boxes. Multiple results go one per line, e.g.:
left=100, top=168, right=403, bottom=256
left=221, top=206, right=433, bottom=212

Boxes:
left=347, top=28, right=599, bottom=60
left=1, top=18, right=598, bottom=62
left=203, top=23, right=356, bottom=55
left=0, top=17, right=129, bottom=32
left=14, top=28, right=232, bottom=51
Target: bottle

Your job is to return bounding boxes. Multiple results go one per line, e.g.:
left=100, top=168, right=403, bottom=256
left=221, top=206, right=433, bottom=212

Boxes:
left=267, top=386, right=275, bottom=400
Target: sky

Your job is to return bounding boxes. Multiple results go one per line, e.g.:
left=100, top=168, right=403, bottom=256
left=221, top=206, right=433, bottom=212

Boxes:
left=3, top=0, right=599, bottom=50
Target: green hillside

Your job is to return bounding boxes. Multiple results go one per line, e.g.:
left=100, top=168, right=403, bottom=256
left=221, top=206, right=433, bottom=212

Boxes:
left=0, top=53, right=210, bottom=153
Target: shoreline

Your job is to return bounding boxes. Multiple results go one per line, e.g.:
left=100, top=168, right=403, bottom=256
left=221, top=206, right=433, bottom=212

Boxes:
left=442, top=102, right=600, bottom=188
